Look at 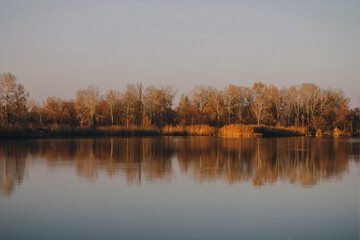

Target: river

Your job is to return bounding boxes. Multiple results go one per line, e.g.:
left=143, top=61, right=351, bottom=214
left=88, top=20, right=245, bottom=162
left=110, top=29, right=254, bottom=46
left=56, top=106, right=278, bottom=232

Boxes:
left=0, top=137, right=359, bottom=239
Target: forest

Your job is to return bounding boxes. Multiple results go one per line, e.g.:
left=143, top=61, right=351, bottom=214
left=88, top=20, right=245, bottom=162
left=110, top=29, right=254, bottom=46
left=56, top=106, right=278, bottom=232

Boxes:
left=0, top=72, right=359, bottom=137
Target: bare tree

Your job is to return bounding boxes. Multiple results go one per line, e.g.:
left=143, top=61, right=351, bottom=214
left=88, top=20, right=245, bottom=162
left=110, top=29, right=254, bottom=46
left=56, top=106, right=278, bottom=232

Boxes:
left=44, top=97, right=66, bottom=125
left=251, top=82, right=269, bottom=125
left=121, top=84, right=138, bottom=127
left=143, top=86, right=175, bottom=127
left=190, top=85, right=212, bottom=124
left=105, top=90, right=120, bottom=126
left=136, top=82, right=145, bottom=127
left=267, top=84, right=281, bottom=125
left=280, top=88, right=291, bottom=126
left=86, top=85, right=100, bottom=127
left=75, top=85, right=99, bottom=127
left=234, top=86, right=252, bottom=124
left=0, top=73, right=29, bottom=129
left=289, top=86, right=302, bottom=126
left=300, top=83, right=321, bottom=126
left=223, top=85, right=238, bottom=124
left=176, top=94, right=193, bottom=126
left=209, top=88, right=224, bottom=126
left=75, top=90, right=87, bottom=126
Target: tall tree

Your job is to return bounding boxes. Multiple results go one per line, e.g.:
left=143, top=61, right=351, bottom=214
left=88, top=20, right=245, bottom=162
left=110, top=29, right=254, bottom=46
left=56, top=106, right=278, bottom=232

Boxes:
left=86, top=85, right=100, bottom=127
left=223, top=85, right=238, bottom=124
left=43, top=97, right=67, bottom=125
left=176, top=94, right=193, bottom=126
left=234, top=86, right=252, bottom=124
left=190, top=85, right=212, bottom=124
left=121, top=84, right=138, bottom=127
left=210, top=89, right=224, bottom=126
left=289, top=86, right=302, bottom=126
left=75, top=85, right=99, bottom=127
left=105, top=90, right=120, bottom=126
left=299, top=83, right=321, bottom=127
left=0, top=73, right=29, bottom=129
left=143, top=86, right=175, bottom=127
left=280, top=88, right=291, bottom=126
left=251, top=82, right=269, bottom=125
left=267, top=84, right=282, bottom=125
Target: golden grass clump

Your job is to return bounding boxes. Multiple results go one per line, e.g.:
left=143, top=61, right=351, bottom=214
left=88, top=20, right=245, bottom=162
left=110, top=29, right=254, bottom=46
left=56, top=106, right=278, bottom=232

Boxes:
left=163, top=125, right=216, bottom=136
left=333, top=127, right=341, bottom=137
left=315, top=129, right=323, bottom=137
left=218, top=124, right=256, bottom=137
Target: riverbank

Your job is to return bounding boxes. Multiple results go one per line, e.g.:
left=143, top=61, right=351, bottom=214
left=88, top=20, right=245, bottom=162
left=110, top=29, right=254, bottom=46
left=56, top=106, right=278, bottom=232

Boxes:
left=0, top=124, right=310, bottom=139
left=0, top=126, right=160, bottom=139
left=163, top=124, right=306, bottom=137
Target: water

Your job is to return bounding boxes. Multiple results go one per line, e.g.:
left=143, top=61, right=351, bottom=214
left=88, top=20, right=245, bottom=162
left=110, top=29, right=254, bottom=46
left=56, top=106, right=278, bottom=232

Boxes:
left=0, top=137, right=359, bottom=240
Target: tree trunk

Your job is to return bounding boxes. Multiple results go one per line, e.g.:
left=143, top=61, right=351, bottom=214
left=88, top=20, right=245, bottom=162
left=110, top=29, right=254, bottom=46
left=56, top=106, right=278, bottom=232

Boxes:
left=126, top=107, right=129, bottom=128
left=110, top=108, right=114, bottom=126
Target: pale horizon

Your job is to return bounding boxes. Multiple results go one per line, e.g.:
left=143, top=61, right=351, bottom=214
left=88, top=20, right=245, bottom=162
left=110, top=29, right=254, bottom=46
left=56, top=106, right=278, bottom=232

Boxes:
left=1, top=0, right=359, bottom=107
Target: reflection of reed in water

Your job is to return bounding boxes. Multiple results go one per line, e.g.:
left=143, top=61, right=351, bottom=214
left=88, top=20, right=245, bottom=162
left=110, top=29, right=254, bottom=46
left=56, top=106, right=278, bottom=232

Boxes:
left=0, top=137, right=358, bottom=196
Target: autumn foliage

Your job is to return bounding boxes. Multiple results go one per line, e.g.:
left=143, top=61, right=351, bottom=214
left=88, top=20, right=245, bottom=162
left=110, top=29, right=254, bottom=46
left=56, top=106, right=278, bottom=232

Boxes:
left=0, top=73, right=359, bottom=137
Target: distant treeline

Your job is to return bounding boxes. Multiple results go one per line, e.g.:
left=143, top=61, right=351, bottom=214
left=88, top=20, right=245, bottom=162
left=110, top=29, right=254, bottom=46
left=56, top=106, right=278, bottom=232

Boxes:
left=0, top=73, right=359, bottom=136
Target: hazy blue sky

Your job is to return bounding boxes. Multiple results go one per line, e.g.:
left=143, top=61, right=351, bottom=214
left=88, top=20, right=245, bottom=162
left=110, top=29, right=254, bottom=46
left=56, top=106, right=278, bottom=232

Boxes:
left=0, top=0, right=359, bottom=106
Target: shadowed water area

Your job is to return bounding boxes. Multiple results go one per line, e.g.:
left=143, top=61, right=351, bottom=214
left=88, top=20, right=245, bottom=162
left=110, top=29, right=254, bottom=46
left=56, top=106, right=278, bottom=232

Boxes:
left=0, top=137, right=359, bottom=240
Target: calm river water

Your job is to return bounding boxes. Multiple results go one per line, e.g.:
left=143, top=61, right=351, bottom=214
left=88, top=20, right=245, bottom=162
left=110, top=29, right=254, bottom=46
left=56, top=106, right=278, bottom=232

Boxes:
left=0, top=137, right=359, bottom=240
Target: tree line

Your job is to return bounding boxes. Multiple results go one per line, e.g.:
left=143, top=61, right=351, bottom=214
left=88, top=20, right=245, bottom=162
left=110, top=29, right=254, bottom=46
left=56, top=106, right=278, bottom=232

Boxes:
left=0, top=73, right=359, bottom=135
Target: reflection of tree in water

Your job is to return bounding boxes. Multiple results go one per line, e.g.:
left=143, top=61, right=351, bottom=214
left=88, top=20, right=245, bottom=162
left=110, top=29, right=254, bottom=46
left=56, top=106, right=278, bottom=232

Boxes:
left=41, top=137, right=174, bottom=184
left=0, top=141, right=27, bottom=196
left=0, top=137, right=358, bottom=196
left=177, top=137, right=355, bottom=186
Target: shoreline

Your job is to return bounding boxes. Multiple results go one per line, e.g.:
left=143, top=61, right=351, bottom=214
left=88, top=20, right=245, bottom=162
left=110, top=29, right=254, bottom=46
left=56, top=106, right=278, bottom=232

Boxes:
left=1, top=124, right=354, bottom=139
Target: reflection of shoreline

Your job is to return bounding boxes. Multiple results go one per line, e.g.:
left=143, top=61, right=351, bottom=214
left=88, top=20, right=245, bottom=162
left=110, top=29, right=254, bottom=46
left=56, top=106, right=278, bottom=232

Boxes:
left=176, top=137, right=354, bottom=186
left=0, top=137, right=358, bottom=196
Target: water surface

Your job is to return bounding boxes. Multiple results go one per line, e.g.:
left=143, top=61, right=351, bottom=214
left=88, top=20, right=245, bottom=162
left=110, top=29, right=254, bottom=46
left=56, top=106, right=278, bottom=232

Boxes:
left=0, top=137, right=359, bottom=239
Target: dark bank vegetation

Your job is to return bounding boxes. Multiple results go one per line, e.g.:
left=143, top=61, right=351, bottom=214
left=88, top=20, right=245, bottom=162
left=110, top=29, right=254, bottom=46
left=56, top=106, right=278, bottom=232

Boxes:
left=0, top=72, right=359, bottom=138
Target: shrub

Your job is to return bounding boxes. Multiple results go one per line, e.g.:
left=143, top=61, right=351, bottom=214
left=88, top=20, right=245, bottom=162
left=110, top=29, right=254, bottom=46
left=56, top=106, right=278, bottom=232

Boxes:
left=315, top=129, right=322, bottom=137
left=333, top=127, right=341, bottom=136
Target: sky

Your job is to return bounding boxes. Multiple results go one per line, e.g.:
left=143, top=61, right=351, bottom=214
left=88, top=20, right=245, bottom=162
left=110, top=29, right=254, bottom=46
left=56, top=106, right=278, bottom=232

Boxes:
left=0, top=0, right=359, bottom=107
